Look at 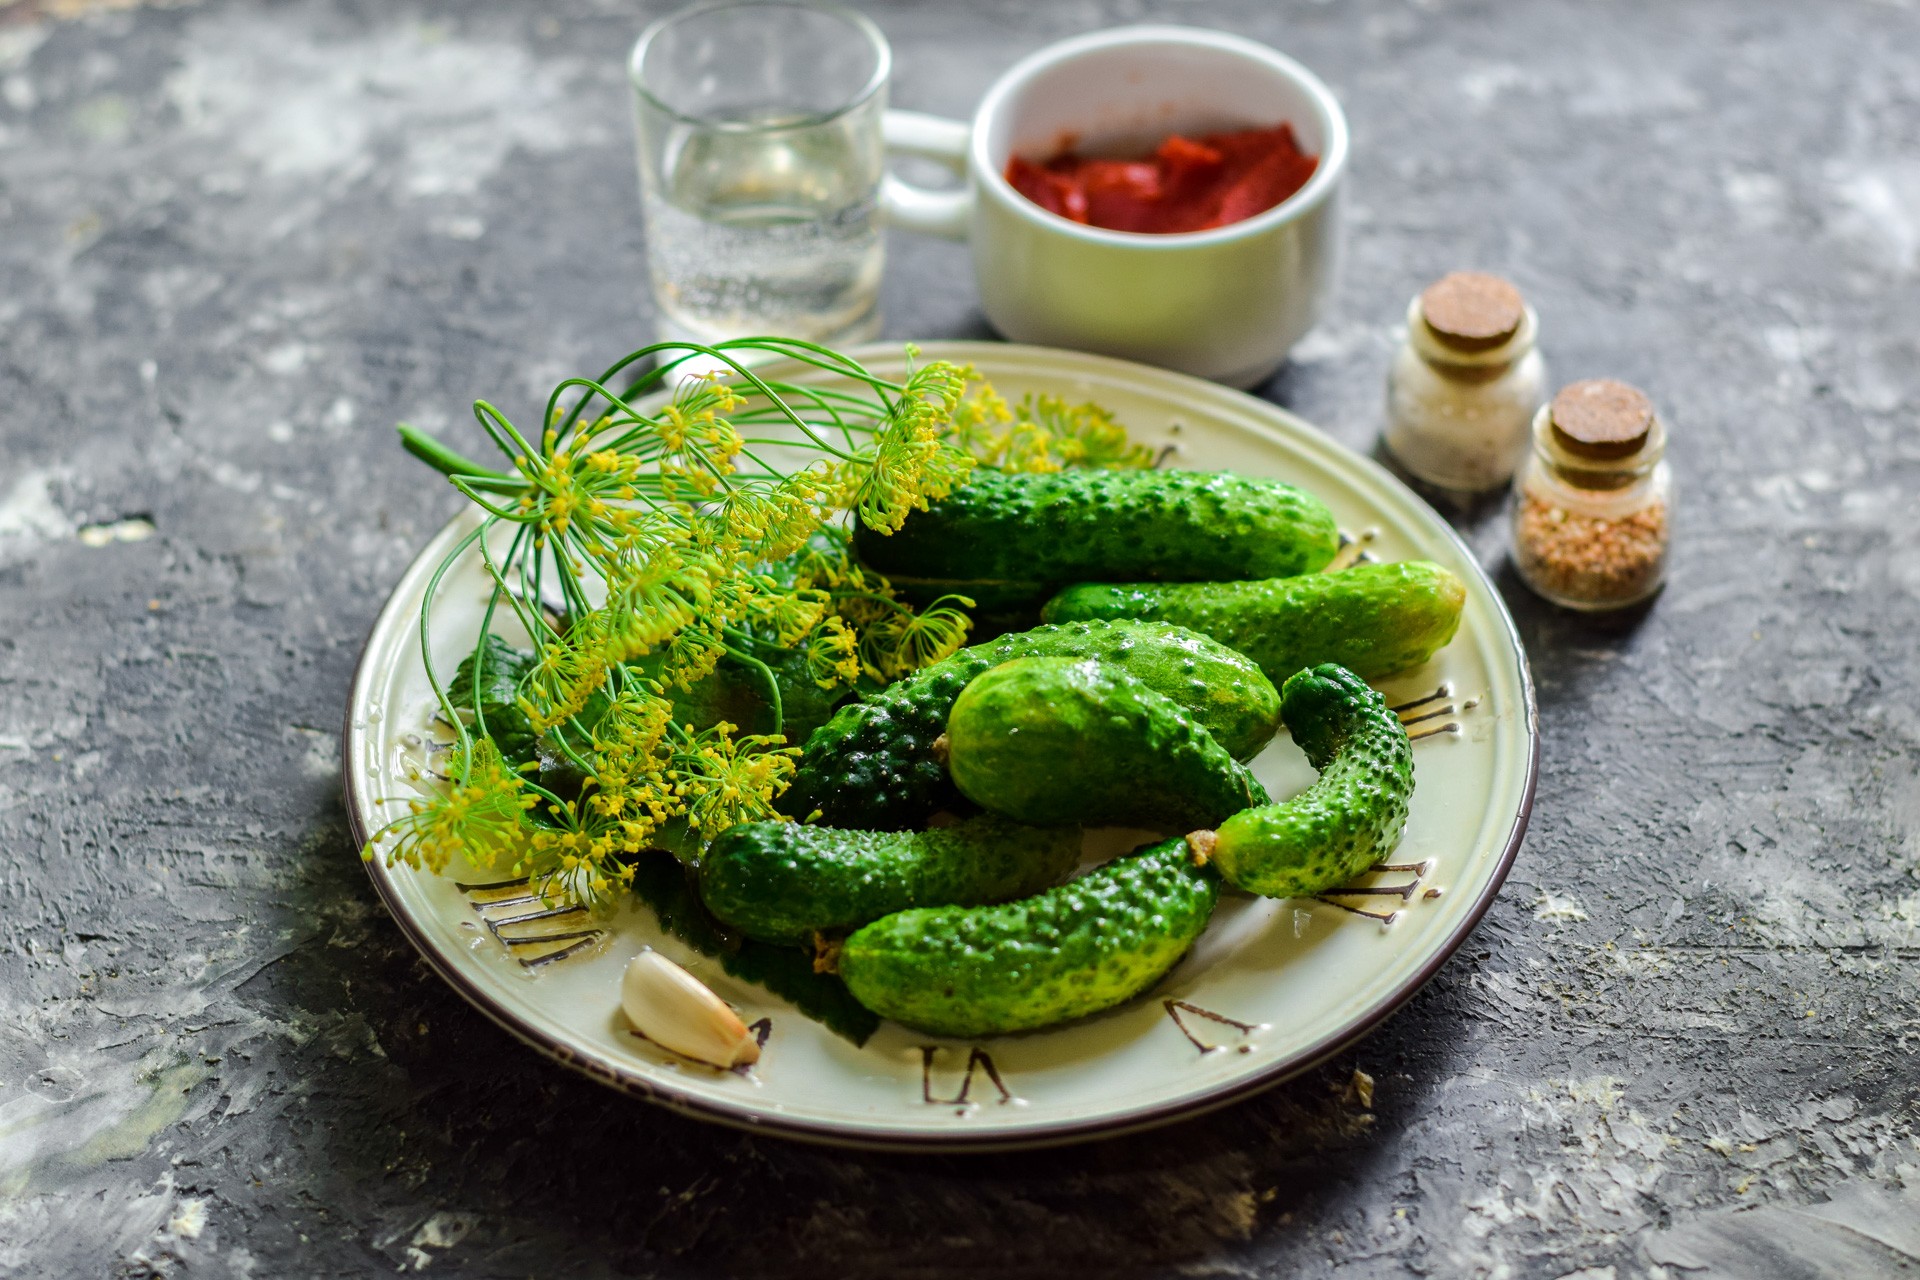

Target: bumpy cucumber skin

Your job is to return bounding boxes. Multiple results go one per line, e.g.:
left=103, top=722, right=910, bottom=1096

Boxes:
left=947, top=658, right=1269, bottom=830
left=778, top=620, right=1281, bottom=829
left=699, top=815, right=1082, bottom=945
left=1042, top=560, right=1467, bottom=683
left=1210, top=664, right=1414, bottom=899
left=853, top=470, right=1340, bottom=596
left=840, top=838, right=1220, bottom=1037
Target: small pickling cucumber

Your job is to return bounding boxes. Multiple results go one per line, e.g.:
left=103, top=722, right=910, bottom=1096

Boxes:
left=778, top=619, right=1281, bottom=829
left=1042, top=560, right=1467, bottom=683
left=698, top=815, right=1082, bottom=945
left=1193, top=664, right=1414, bottom=899
left=853, top=469, right=1340, bottom=610
left=839, top=837, right=1220, bottom=1037
left=947, top=658, right=1269, bottom=830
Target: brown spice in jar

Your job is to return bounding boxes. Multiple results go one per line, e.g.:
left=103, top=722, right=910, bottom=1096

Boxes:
left=1514, top=494, right=1668, bottom=604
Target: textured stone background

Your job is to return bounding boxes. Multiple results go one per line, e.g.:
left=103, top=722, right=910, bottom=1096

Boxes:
left=2, top=0, right=1917, bottom=1276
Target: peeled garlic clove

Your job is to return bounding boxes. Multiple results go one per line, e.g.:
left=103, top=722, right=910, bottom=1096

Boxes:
left=620, top=949, right=761, bottom=1069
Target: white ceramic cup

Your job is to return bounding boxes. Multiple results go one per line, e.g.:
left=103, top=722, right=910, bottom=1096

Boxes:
left=879, top=25, right=1348, bottom=388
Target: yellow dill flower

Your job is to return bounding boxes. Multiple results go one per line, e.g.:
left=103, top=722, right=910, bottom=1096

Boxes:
left=598, top=550, right=702, bottom=661
left=949, top=378, right=1012, bottom=446
left=902, top=358, right=968, bottom=420
left=652, top=623, right=728, bottom=693
left=519, top=618, right=613, bottom=731
left=743, top=584, right=830, bottom=650
left=1029, top=393, right=1154, bottom=468
left=755, top=485, right=830, bottom=561
left=375, top=738, right=535, bottom=875
left=836, top=435, right=974, bottom=536
left=913, top=438, right=976, bottom=503
left=591, top=687, right=674, bottom=759
left=805, top=614, right=862, bottom=690
left=672, top=723, right=798, bottom=837
left=858, top=594, right=974, bottom=682
left=941, top=380, right=1153, bottom=472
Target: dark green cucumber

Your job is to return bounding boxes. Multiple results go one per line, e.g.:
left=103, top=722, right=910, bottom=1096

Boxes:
left=777, top=620, right=1281, bottom=830
left=1198, top=664, right=1414, bottom=899
left=947, top=658, right=1268, bottom=830
left=840, top=837, right=1220, bottom=1037
left=628, top=849, right=879, bottom=1045
left=853, top=469, right=1340, bottom=610
left=698, top=815, right=1081, bottom=945
left=1042, top=560, right=1467, bottom=683
left=880, top=570, right=1052, bottom=614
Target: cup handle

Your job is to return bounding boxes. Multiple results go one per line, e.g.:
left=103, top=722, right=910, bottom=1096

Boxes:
left=881, top=109, right=972, bottom=241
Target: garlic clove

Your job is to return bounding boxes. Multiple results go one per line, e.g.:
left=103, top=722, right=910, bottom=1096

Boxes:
left=620, top=949, right=761, bottom=1069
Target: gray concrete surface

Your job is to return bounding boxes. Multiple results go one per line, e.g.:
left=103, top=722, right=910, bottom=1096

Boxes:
left=1, top=0, right=1917, bottom=1276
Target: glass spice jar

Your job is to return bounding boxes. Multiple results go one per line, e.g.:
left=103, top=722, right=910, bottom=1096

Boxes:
left=1510, top=379, right=1672, bottom=611
left=1383, top=271, right=1547, bottom=495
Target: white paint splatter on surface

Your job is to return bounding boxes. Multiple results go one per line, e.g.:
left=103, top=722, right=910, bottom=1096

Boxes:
left=0, top=467, right=73, bottom=551
left=1534, top=892, right=1589, bottom=922
left=1827, top=162, right=1920, bottom=273
left=1723, top=170, right=1788, bottom=230
left=163, top=12, right=603, bottom=200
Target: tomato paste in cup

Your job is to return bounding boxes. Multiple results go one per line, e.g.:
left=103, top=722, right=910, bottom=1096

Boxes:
left=1004, top=125, right=1318, bottom=234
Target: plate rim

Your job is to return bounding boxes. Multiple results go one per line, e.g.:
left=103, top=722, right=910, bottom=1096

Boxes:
left=341, top=340, right=1538, bottom=1152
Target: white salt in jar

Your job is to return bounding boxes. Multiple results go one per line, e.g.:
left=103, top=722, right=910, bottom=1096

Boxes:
left=1383, top=272, right=1547, bottom=495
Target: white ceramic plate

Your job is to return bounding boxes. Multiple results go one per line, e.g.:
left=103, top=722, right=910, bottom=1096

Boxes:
left=342, top=342, right=1536, bottom=1151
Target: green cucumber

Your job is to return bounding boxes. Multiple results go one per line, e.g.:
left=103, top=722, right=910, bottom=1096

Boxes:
left=1041, top=560, right=1467, bottom=683
left=946, top=658, right=1268, bottom=830
left=777, top=620, right=1281, bottom=830
left=698, top=815, right=1082, bottom=945
left=1196, top=664, right=1414, bottom=899
left=880, top=570, right=1052, bottom=614
left=839, top=837, right=1220, bottom=1037
left=627, top=849, right=879, bottom=1046
left=853, top=469, right=1340, bottom=610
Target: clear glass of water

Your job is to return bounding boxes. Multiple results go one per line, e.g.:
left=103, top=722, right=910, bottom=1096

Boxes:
left=630, top=0, right=890, bottom=347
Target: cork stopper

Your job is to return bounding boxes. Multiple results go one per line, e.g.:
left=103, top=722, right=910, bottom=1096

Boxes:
left=1549, top=379, right=1654, bottom=459
left=1419, top=272, right=1526, bottom=353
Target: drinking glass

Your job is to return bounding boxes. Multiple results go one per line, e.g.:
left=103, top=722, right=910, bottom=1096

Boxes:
left=630, top=0, right=890, bottom=346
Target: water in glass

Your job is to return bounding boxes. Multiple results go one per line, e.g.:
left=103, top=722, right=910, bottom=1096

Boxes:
left=645, top=114, right=883, bottom=345
left=631, top=2, right=890, bottom=347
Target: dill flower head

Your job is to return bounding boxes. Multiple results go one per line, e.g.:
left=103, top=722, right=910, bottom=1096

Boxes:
left=599, top=548, right=708, bottom=663
left=943, top=381, right=1155, bottom=472
left=742, top=583, right=830, bottom=651
left=673, top=722, right=799, bottom=836
left=804, top=614, right=862, bottom=690
left=518, top=617, right=614, bottom=733
left=856, top=594, right=975, bottom=682
left=374, top=738, right=536, bottom=875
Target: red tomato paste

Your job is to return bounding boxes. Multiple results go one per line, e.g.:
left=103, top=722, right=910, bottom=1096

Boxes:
left=1005, top=124, right=1318, bottom=234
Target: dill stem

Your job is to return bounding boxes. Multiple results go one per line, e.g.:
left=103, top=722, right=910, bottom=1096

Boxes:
left=399, top=425, right=521, bottom=492
left=722, top=637, right=784, bottom=738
